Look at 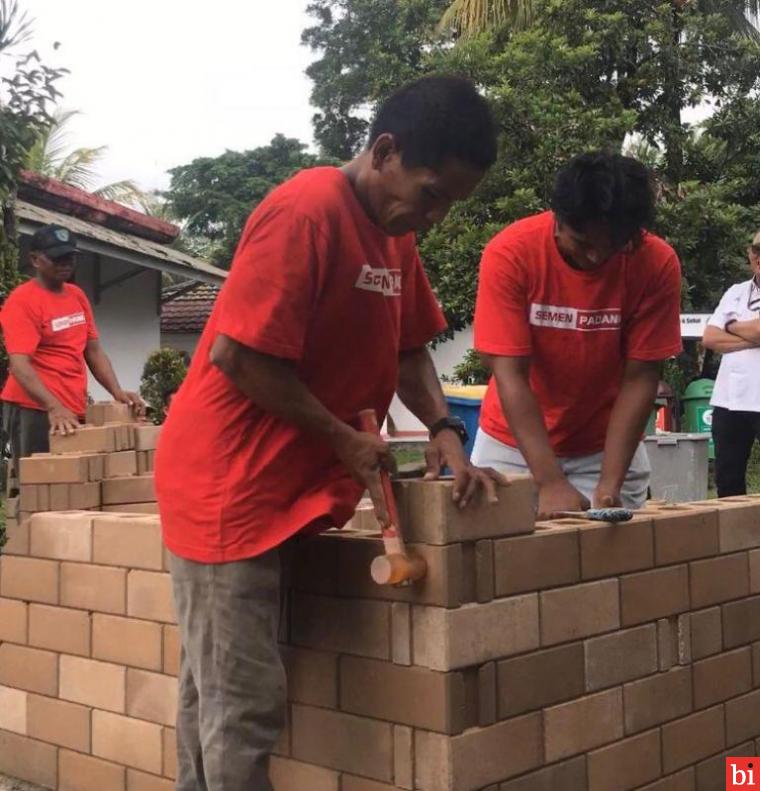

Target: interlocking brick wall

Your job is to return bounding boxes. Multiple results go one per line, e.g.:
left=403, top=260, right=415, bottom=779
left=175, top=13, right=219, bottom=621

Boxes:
left=273, top=488, right=760, bottom=791
left=2, top=442, right=760, bottom=789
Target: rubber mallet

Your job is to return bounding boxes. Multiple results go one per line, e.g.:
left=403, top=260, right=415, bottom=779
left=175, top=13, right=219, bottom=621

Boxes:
left=357, top=409, right=427, bottom=587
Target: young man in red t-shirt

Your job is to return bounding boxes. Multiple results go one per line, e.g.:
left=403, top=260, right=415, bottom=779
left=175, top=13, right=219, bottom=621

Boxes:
left=472, top=152, right=682, bottom=519
left=1, top=224, right=143, bottom=478
left=155, top=76, right=505, bottom=790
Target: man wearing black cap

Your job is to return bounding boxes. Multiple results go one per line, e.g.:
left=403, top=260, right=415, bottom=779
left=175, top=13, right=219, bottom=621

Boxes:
left=0, top=223, right=143, bottom=473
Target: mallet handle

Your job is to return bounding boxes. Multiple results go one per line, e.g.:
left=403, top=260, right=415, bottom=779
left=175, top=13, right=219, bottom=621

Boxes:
left=357, top=409, right=405, bottom=555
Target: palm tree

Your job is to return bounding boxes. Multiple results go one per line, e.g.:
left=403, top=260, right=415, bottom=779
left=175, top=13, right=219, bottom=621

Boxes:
left=0, top=0, right=31, bottom=55
left=25, top=109, right=147, bottom=208
left=439, top=0, right=533, bottom=35
left=441, top=0, right=760, bottom=38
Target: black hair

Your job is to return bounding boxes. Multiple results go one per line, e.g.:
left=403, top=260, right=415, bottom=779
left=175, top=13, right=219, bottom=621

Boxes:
left=550, top=151, right=656, bottom=246
left=368, top=75, right=497, bottom=171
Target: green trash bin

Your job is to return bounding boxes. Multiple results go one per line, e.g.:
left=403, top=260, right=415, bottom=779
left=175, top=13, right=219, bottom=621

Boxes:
left=681, top=379, right=715, bottom=459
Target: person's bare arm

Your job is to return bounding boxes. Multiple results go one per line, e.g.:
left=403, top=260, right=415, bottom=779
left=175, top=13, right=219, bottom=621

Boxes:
left=725, top=319, right=760, bottom=345
left=8, top=354, right=78, bottom=435
left=210, top=333, right=392, bottom=522
left=595, top=359, right=660, bottom=507
left=84, top=339, right=145, bottom=414
left=703, top=324, right=757, bottom=353
left=485, top=354, right=588, bottom=518
left=396, top=346, right=505, bottom=507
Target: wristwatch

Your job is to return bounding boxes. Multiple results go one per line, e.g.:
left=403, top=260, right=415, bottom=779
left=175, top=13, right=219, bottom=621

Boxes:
left=429, top=416, right=469, bottom=446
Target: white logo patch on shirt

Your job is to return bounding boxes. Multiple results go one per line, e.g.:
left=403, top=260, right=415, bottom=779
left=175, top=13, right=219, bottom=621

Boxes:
left=530, top=303, right=622, bottom=332
left=51, top=312, right=86, bottom=332
left=354, top=264, right=402, bottom=297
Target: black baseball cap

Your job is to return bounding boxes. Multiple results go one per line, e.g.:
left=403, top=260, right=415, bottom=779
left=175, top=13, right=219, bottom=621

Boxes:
left=29, top=224, right=78, bottom=259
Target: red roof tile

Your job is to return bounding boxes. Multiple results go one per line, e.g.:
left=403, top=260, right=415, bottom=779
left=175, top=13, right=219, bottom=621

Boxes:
left=161, top=283, right=219, bottom=333
left=19, top=171, right=179, bottom=244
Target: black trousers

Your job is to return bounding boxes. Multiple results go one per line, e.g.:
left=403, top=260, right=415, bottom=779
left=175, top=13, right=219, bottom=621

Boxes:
left=2, top=402, right=50, bottom=494
left=712, top=406, right=760, bottom=497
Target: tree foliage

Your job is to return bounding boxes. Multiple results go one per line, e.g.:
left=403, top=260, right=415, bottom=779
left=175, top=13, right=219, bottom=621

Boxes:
left=301, top=0, right=451, bottom=158
left=164, top=134, right=336, bottom=268
left=139, top=348, right=188, bottom=425
left=303, top=0, right=760, bottom=334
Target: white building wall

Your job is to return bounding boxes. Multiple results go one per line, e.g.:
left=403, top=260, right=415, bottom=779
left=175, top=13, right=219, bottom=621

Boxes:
left=162, top=332, right=200, bottom=358
left=431, top=326, right=475, bottom=380
left=388, top=326, right=475, bottom=434
left=75, top=255, right=161, bottom=400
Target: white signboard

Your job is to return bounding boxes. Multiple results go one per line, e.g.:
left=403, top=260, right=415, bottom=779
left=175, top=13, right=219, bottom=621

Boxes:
left=680, top=314, right=711, bottom=340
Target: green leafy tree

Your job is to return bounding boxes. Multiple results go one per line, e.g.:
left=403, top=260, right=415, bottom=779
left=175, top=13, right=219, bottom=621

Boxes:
left=303, top=0, right=760, bottom=335
left=0, top=0, right=65, bottom=384
left=301, top=0, right=450, bottom=158
left=164, top=134, right=336, bottom=268
left=440, top=0, right=534, bottom=35
left=448, top=348, right=491, bottom=384
left=140, top=348, right=188, bottom=425
left=441, top=0, right=760, bottom=39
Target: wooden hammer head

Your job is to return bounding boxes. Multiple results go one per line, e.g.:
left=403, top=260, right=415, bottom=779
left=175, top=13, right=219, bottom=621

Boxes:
left=370, top=552, right=427, bottom=586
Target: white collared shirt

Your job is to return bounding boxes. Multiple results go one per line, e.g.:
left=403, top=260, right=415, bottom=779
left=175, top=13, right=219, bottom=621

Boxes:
left=709, top=278, right=760, bottom=411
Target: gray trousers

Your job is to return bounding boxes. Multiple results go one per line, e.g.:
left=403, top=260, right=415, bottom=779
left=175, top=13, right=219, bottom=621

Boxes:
left=471, top=429, right=651, bottom=510
left=169, top=549, right=286, bottom=791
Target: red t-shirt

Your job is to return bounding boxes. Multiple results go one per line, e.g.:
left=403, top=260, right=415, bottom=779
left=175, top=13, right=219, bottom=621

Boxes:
left=155, top=167, right=447, bottom=563
left=474, top=211, right=682, bottom=457
left=0, top=280, right=98, bottom=416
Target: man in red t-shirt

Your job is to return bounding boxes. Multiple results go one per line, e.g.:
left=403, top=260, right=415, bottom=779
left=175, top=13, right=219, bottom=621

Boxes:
left=472, top=152, right=682, bottom=519
left=155, top=76, right=505, bottom=790
left=1, top=224, right=143, bottom=478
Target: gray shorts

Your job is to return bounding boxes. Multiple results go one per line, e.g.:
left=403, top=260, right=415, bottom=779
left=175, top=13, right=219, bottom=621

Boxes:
left=471, top=429, right=651, bottom=510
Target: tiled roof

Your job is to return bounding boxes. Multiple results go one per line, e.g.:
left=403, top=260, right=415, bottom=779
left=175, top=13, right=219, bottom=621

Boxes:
left=161, top=283, right=220, bottom=333
left=17, top=201, right=227, bottom=286
left=19, top=170, right=179, bottom=244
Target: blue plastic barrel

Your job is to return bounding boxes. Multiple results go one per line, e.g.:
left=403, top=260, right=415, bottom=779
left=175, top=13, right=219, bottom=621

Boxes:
left=443, top=385, right=487, bottom=458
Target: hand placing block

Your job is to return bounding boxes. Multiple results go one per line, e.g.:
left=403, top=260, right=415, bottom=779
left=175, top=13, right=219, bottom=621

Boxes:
left=392, top=475, right=536, bottom=545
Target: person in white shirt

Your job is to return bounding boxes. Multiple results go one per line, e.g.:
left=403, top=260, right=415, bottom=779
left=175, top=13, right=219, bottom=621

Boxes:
left=703, top=231, right=760, bottom=496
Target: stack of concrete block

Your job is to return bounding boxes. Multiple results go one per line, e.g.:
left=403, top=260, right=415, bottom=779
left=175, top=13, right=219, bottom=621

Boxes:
left=3, top=409, right=161, bottom=551
left=272, top=487, right=760, bottom=791
left=4, top=477, right=760, bottom=790
left=0, top=510, right=178, bottom=790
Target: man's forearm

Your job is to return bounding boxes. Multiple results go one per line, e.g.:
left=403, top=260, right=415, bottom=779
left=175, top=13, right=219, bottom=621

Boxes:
left=727, top=320, right=760, bottom=345
left=396, top=347, right=448, bottom=428
left=8, top=355, right=60, bottom=411
left=210, top=334, right=349, bottom=441
left=489, top=357, right=563, bottom=486
left=599, top=361, right=660, bottom=492
left=703, top=326, right=756, bottom=353
left=84, top=348, right=122, bottom=397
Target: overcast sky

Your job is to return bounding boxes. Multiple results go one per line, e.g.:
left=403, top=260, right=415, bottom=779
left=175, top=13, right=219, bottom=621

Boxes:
left=18, top=0, right=318, bottom=192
